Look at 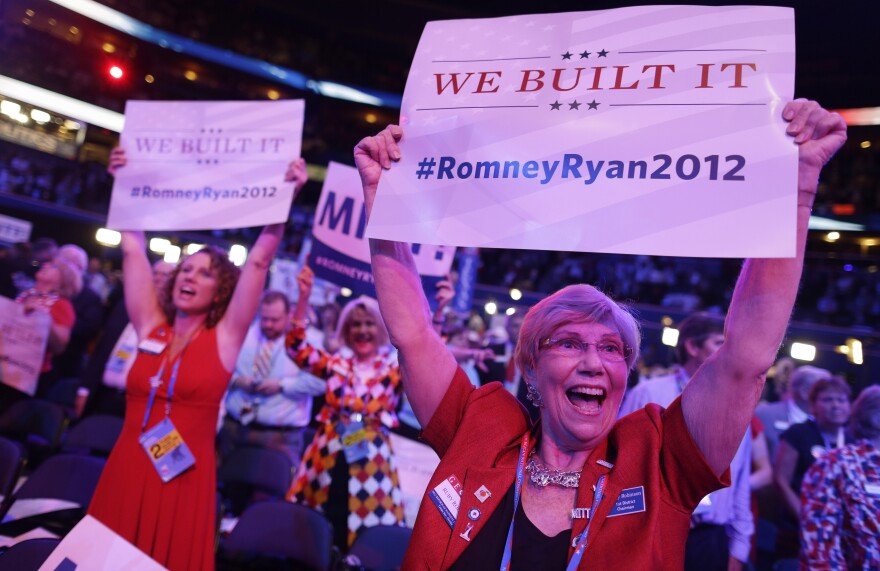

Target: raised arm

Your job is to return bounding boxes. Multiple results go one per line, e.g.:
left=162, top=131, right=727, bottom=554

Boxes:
left=682, top=100, right=847, bottom=475
left=107, top=148, right=166, bottom=339
left=217, top=158, right=307, bottom=368
left=355, top=126, right=458, bottom=425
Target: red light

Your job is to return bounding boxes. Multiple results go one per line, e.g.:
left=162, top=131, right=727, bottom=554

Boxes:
left=108, top=65, right=124, bottom=79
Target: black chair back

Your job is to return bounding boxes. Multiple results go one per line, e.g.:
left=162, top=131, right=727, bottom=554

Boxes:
left=13, top=454, right=105, bottom=508
left=349, top=525, right=412, bottom=571
left=220, top=501, right=333, bottom=571
left=62, top=414, right=123, bottom=457
left=0, top=436, right=26, bottom=518
left=0, top=538, right=61, bottom=570
left=217, top=446, right=292, bottom=515
left=0, top=399, right=68, bottom=466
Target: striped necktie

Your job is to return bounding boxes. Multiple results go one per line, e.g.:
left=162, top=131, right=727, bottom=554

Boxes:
left=254, top=339, right=273, bottom=381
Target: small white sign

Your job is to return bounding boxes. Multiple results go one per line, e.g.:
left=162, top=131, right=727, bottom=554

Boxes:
left=107, top=100, right=304, bottom=231
left=0, top=295, right=50, bottom=396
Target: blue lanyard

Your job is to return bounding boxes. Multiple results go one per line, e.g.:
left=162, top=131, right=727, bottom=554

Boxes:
left=499, top=434, right=607, bottom=571
left=140, top=331, right=197, bottom=431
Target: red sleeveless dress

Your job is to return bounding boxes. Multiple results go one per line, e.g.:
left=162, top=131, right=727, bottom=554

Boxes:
left=89, top=324, right=229, bottom=571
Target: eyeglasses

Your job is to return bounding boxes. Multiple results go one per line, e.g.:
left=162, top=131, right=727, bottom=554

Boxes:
left=539, top=337, right=631, bottom=363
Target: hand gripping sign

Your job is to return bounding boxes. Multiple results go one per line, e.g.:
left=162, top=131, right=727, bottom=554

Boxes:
left=107, top=100, right=304, bottom=231
left=368, top=6, right=796, bottom=258
left=310, top=162, right=454, bottom=302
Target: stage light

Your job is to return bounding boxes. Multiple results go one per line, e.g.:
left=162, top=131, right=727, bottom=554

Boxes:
left=30, top=109, right=50, bottom=123
left=144, top=74, right=155, bottom=84
left=228, top=244, right=247, bottom=266
left=790, top=342, right=816, bottom=362
left=164, top=245, right=181, bottom=264
left=266, top=89, right=280, bottom=100
left=149, top=238, right=171, bottom=254
left=184, top=243, right=203, bottom=255
left=861, top=141, right=872, bottom=149
left=484, top=301, right=498, bottom=315
left=825, top=231, right=840, bottom=242
left=847, top=339, right=863, bottom=365
left=95, top=228, right=121, bottom=246
left=102, top=42, right=116, bottom=53
left=365, top=112, right=377, bottom=124
left=662, top=327, right=679, bottom=347
left=0, top=100, right=21, bottom=117
left=340, top=287, right=353, bottom=297
left=509, top=288, right=522, bottom=301
left=184, top=70, right=198, bottom=81
left=108, top=65, right=124, bottom=79
left=506, top=307, right=516, bottom=316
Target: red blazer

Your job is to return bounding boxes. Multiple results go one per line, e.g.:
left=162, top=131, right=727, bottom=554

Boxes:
left=404, top=368, right=728, bottom=570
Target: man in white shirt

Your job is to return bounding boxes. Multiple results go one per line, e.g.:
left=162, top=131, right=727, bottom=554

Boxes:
left=220, top=290, right=324, bottom=468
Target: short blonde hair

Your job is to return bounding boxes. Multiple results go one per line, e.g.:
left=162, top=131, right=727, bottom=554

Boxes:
left=48, top=259, right=82, bottom=299
left=515, top=284, right=640, bottom=382
left=336, top=296, right=390, bottom=350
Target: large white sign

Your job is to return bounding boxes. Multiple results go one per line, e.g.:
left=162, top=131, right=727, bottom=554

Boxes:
left=107, top=100, right=304, bottom=231
left=311, top=162, right=455, bottom=300
left=0, top=295, right=49, bottom=396
left=368, top=6, right=797, bottom=257
left=39, top=515, right=168, bottom=571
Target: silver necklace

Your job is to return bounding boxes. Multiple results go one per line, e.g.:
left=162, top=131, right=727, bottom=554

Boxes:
left=524, top=449, right=582, bottom=488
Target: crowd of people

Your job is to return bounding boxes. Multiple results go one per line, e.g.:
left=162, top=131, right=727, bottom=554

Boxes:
left=2, top=99, right=877, bottom=571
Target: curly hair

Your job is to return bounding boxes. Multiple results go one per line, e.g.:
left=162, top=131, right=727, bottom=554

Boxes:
left=161, top=246, right=240, bottom=329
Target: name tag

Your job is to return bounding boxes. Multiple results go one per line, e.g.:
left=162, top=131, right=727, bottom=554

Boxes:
left=865, top=484, right=880, bottom=496
left=429, top=474, right=463, bottom=528
left=138, top=338, right=167, bottom=355
left=107, top=343, right=136, bottom=373
left=339, top=419, right=369, bottom=463
left=139, top=418, right=195, bottom=483
left=608, top=486, right=646, bottom=518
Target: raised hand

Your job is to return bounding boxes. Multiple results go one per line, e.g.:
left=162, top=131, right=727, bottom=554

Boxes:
left=353, top=125, right=403, bottom=217
left=285, top=157, right=309, bottom=199
left=782, top=99, right=847, bottom=200
left=108, top=147, right=127, bottom=177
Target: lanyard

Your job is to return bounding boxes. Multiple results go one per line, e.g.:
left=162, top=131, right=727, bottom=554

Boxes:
left=821, top=427, right=845, bottom=450
left=140, top=329, right=199, bottom=431
left=499, top=433, right=607, bottom=571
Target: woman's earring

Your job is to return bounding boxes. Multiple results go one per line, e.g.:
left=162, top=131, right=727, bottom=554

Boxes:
left=526, top=383, right=544, bottom=408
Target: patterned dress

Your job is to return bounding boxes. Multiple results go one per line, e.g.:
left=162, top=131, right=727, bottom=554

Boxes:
left=800, top=440, right=880, bottom=570
left=285, top=326, right=406, bottom=546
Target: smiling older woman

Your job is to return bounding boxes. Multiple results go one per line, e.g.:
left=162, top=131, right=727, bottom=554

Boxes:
left=352, top=99, right=846, bottom=570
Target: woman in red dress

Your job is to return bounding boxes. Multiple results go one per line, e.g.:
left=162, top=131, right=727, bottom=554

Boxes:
left=88, top=148, right=306, bottom=570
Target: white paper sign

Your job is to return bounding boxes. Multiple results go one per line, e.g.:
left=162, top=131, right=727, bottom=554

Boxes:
left=311, top=162, right=455, bottom=300
left=0, top=295, right=50, bottom=396
left=39, top=515, right=168, bottom=571
left=107, top=100, right=304, bottom=231
left=388, top=433, right=441, bottom=528
left=0, top=213, right=32, bottom=244
left=369, top=6, right=796, bottom=257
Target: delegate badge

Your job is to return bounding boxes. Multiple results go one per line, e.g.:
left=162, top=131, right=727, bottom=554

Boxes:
left=339, top=419, right=370, bottom=463
left=139, top=417, right=196, bottom=483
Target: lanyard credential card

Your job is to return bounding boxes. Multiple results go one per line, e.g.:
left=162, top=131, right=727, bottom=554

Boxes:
left=138, top=334, right=197, bottom=483
left=340, top=416, right=370, bottom=463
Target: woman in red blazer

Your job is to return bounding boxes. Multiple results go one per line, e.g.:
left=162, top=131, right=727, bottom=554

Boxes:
left=353, top=99, right=845, bottom=570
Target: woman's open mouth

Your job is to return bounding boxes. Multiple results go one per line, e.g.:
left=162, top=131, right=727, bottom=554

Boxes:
left=566, top=386, right=606, bottom=414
